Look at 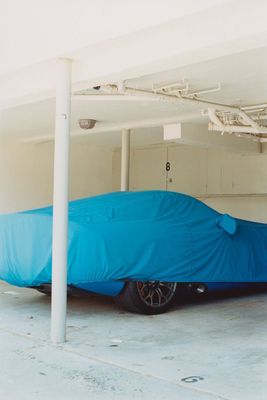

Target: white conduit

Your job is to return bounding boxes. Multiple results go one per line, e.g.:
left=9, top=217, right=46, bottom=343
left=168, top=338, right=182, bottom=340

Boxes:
left=101, top=85, right=267, bottom=137
left=24, top=85, right=267, bottom=145
left=253, top=115, right=267, bottom=120
left=208, top=122, right=267, bottom=135
left=207, top=108, right=267, bottom=136
left=124, top=87, right=267, bottom=134
left=101, top=84, right=246, bottom=113
left=241, top=104, right=267, bottom=111
left=238, top=109, right=259, bottom=130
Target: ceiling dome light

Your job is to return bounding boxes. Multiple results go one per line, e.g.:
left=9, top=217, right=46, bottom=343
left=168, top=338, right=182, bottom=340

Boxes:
left=78, top=119, right=97, bottom=130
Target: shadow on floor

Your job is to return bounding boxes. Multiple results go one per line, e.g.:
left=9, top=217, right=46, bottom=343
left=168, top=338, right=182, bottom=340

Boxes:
left=23, top=283, right=267, bottom=316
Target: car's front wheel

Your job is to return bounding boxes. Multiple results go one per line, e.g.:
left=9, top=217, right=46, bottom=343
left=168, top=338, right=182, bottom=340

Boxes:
left=116, top=281, right=177, bottom=315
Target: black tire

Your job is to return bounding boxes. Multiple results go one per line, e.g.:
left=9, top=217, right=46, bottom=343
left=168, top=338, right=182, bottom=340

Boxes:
left=115, top=281, right=177, bottom=315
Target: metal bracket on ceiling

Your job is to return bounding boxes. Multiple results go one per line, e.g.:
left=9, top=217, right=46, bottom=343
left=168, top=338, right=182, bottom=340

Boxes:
left=152, top=79, right=221, bottom=98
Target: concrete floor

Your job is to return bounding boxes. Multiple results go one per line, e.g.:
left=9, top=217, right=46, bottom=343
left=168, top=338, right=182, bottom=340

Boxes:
left=1, top=281, right=267, bottom=400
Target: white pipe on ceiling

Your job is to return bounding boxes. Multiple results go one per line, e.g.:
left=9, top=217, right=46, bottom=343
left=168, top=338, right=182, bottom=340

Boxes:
left=208, top=122, right=264, bottom=135
left=22, top=83, right=267, bottom=144
left=207, top=108, right=267, bottom=136
left=253, top=114, right=267, bottom=120
left=98, top=84, right=244, bottom=113
left=241, top=103, right=267, bottom=111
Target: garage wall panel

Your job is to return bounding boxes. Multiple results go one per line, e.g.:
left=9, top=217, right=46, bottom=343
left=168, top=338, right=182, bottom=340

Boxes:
left=203, top=196, right=267, bottom=223
left=231, top=154, right=267, bottom=194
left=113, top=147, right=167, bottom=191
left=112, top=143, right=267, bottom=222
left=167, top=146, right=208, bottom=194
left=131, top=147, right=167, bottom=191
left=207, top=149, right=222, bottom=194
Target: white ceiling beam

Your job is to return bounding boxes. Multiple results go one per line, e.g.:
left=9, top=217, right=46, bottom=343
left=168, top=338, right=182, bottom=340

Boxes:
left=23, top=118, right=261, bottom=154
left=22, top=113, right=201, bottom=144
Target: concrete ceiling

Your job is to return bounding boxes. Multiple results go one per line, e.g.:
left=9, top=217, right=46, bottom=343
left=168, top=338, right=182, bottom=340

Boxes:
left=130, top=47, right=267, bottom=107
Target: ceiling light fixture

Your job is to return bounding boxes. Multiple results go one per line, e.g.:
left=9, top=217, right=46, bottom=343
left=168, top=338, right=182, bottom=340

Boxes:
left=78, top=119, right=97, bottom=130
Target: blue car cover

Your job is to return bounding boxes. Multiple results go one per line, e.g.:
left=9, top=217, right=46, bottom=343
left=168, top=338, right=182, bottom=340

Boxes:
left=0, top=190, right=267, bottom=287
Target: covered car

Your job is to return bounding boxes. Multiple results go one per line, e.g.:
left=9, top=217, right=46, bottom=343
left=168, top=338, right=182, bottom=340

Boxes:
left=0, top=190, right=267, bottom=314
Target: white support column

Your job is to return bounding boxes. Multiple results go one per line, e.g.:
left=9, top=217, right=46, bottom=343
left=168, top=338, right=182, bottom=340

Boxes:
left=51, top=58, right=72, bottom=344
left=120, top=129, right=131, bottom=191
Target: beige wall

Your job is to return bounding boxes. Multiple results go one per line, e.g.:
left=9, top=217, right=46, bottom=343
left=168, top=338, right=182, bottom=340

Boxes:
left=112, top=144, right=267, bottom=223
left=0, top=139, right=112, bottom=213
